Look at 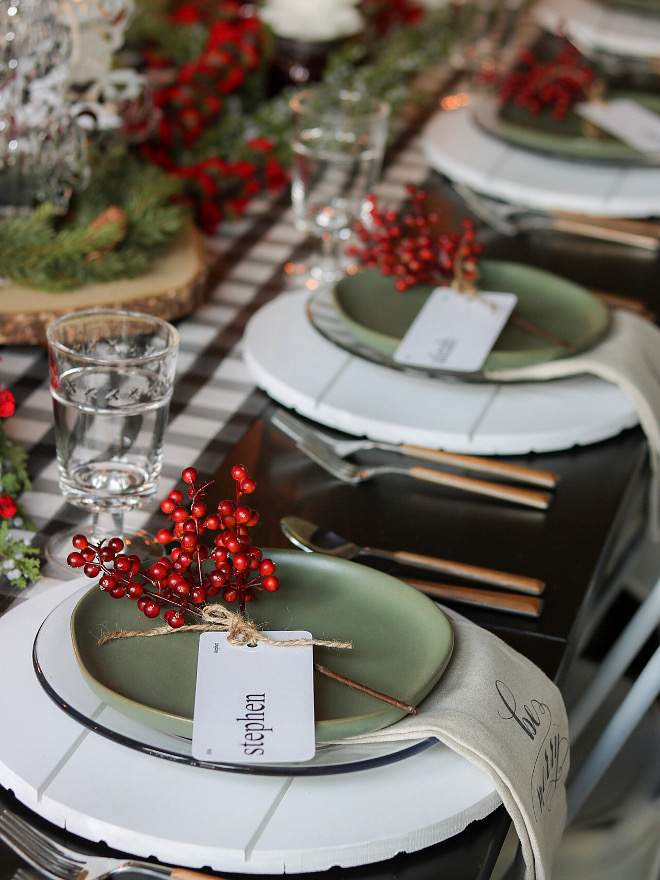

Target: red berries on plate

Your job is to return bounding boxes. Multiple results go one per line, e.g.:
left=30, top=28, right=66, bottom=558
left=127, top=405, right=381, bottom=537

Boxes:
left=68, top=464, right=279, bottom=627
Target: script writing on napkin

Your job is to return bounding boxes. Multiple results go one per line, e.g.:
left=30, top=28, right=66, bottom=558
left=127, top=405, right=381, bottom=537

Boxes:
left=334, top=617, right=569, bottom=880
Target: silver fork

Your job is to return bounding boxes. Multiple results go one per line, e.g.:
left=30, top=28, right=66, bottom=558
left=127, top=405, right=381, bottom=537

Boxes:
left=0, top=806, right=221, bottom=880
left=452, top=182, right=660, bottom=251
left=271, top=408, right=558, bottom=488
left=273, top=412, right=551, bottom=509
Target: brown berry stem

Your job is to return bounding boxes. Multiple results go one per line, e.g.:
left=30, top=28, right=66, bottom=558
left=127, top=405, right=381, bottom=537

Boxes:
left=314, top=662, right=418, bottom=715
left=510, top=315, right=576, bottom=353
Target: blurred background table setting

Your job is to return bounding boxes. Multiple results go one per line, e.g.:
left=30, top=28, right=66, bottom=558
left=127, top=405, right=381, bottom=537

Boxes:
left=1, top=1, right=660, bottom=880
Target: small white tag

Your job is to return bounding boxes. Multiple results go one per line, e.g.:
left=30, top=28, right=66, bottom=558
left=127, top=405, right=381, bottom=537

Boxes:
left=576, top=99, right=660, bottom=154
left=192, top=631, right=316, bottom=764
left=394, top=286, right=517, bottom=373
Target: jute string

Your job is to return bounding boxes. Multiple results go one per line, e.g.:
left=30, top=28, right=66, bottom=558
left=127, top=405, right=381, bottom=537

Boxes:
left=97, top=602, right=353, bottom=649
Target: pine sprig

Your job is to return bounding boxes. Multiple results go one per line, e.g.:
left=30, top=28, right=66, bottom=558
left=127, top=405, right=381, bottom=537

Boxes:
left=0, top=152, right=188, bottom=292
left=0, top=520, right=41, bottom=590
left=0, top=431, right=31, bottom=503
left=0, top=410, right=39, bottom=589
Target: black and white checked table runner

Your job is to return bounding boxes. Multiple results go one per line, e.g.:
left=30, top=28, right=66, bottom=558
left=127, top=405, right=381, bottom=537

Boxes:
left=0, top=97, right=441, bottom=577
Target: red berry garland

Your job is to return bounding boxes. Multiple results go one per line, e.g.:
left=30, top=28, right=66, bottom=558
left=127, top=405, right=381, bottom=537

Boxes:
left=67, top=464, right=279, bottom=624
left=498, top=41, right=597, bottom=122
left=136, top=1, right=289, bottom=233
left=347, top=184, right=482, bottom=291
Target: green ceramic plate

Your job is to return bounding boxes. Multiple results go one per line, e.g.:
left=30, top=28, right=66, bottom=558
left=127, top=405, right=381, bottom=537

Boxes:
left=331, top=262, right=610, bottom=374
left=70, top=549, right=454, bottom=742
left=474, top=91, right=660, bottom=164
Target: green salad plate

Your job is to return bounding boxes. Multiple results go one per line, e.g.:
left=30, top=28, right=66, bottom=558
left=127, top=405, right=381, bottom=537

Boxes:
left=474, top=90, right=660, bottom=164
left=329, top=261, right=610, bottom=376
left=70, top=549, right=454, bottom=743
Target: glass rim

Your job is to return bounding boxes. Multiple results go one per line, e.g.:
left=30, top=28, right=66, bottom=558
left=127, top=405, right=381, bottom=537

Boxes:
left=289, top=87, right=390, bottom=120
left=46, top=308, right=179, bottom=364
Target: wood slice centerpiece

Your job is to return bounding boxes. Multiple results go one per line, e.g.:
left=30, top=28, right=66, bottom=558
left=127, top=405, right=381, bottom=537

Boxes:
left=0, top=225, right=207, bottom=346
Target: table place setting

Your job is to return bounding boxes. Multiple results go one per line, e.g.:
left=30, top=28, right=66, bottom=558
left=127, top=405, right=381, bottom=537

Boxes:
left=421, top=96, right=660, bottom=217
left=243, top=175, right=648, bottom=457
left=0, top=453, right=568, bottom=879
left=420, top=23, right=660, bottom=221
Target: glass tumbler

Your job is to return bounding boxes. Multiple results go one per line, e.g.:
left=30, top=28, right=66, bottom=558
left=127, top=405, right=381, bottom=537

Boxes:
left=289, top=86, right=390, bottom=285
left=46, top=309, right=179, bottom=572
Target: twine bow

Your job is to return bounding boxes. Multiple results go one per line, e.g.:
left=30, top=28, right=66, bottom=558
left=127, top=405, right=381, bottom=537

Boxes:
left=97, top=602, right=353, bottom=649
left=96, top=603, right=421, bottom=715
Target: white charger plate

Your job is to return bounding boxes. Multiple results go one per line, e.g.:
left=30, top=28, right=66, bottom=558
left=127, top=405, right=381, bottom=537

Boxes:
left=0, top=578, right=500, bottom=874
left=534, top=0, right=660, bottom=60
left=36, top=581, right=441, bottom=774
left=243, top=290, right=638, bottom=455
left=421, top=102, right=660, bottom=218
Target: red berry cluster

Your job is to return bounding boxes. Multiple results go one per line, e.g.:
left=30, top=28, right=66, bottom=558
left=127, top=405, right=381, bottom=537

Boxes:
left=67, top=464, right=279, bottom=626
left=347, top=185, right=482, bottom=291
left=135, top=1, right=288, bottom=233
left=499, top=41, right=596, bottom=121
left=0, top=372, right=19, bottom=521
left=363, top=0, right=424, bottom=35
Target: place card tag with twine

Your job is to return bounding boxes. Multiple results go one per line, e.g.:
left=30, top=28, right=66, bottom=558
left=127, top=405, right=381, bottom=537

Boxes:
left=575, top=99, right=660, bottom=154
left=394, top=287, right=518, bottom=373
left=191, top=631, right=316, bottom=764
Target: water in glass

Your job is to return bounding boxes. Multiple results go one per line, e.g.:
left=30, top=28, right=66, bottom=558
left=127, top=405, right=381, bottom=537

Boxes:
left=45, top=309, right=178, bottom=574
left=289, top=88, right=390, bottom=284
left=52, top=365, right=171, bottom=510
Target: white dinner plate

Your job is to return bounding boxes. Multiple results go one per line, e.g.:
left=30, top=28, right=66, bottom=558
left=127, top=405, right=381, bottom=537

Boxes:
left=35, top=580, right=442, bottom=774
left=0, top=578, right=501, bottom=873
left=534, top=0, right=660, bottom=60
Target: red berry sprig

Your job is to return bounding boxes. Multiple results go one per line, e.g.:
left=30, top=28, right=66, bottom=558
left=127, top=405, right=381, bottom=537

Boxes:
left=498, top=41, right=597, bottom=122
left=347, top=185, right=482, bottom=291
left=67, top=464, right=279, bottom=625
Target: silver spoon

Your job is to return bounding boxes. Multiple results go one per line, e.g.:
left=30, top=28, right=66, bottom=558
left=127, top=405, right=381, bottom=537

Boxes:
left=280, top=516, right=544, bottom=595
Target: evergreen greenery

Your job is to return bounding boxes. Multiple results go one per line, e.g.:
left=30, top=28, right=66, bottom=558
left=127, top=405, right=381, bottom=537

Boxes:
left=0, top=148, right=188, bottom=292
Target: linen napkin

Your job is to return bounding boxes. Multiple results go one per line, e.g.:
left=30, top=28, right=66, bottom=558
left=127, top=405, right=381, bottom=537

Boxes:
left=486, top=310, right=660, bottom=539
left=336, top=617, right=569, bottom=880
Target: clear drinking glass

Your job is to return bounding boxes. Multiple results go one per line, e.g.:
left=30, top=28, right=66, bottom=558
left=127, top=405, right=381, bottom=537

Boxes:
left=45, top=309, right=179, bottom=573
left=289, top=87, right=390, bottom=285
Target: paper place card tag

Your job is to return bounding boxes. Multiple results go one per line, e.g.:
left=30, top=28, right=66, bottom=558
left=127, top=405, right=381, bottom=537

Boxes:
left=576, top=99, right=660, bottom=154
left=394, top=287, right=518, bottom=373
left=192, top=631, right=316, bottom=764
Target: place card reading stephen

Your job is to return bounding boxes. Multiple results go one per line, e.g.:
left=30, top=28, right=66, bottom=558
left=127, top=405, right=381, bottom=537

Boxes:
left=192, top=631, right=316, bottom=764
left=394, top=287, right=517, bottom=373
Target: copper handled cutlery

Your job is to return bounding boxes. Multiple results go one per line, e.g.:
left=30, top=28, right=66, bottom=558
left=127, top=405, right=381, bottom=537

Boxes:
left=401, top=579, right=542, bottom=617
left=280, top=517, right=544, bottom=616
left=0, top=805, right=221, bottom=880
left=451, top=182, right=660, bottom=252
left=272, top=408, right=558, bottom=488
left=280, top=516, right=545, bottom=598
left=271, top=409, right=555, bottom=509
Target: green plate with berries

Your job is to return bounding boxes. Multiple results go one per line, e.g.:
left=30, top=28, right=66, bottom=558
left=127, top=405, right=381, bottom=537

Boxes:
left=328, top=261, right=609, bottom=376
left=473, top=90, right=660, bottom=164
left=70, top=549, right=454, bottom=743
